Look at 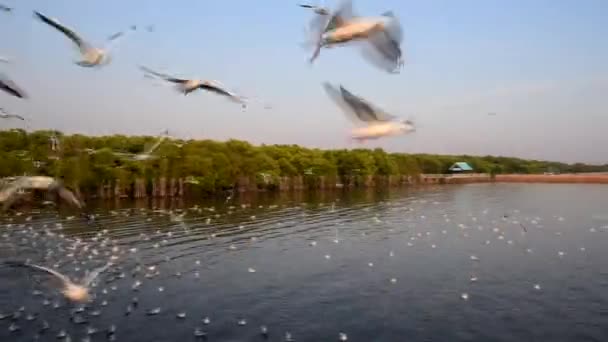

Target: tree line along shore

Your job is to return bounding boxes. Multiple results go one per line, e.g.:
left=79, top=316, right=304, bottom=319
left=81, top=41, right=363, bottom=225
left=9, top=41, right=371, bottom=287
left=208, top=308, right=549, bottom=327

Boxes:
left=1, top=129, right=607, bottom=199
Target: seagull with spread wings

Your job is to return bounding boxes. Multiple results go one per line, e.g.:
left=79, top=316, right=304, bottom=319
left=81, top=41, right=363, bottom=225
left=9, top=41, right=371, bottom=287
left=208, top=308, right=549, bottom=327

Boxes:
left=0, top=176, right=84, bottom=210
left=4, top=261, right=112, bottom=303
left=33, top=11, right=135, bottom=67
left=139, top=65, right=249, bottom=108
left=323, top=82, right=415, bottom=141
left=309, top=0, right=404, bottom=74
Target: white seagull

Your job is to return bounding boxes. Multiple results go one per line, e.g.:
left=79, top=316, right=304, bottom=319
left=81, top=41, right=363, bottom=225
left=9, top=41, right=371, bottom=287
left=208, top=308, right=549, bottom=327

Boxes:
left=0, top=73, right=27, bottom=98
left=5, top=261, right=112, bottom=303
left=112, top=129, right=169, bottom=161
left=139, top=65, right=249, bottom=108
left=309, top=0, right=404, bottom=73
left=323, top=82, right=415, bottom=141
left=0, top=176, right=84, bottom=210
left=34, top=11, right=135, bottom=67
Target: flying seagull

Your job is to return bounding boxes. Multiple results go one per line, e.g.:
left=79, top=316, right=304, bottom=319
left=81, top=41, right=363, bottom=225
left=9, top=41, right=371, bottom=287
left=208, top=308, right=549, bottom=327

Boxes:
left=4, top=261, right=112, bottom=303
left=112, top=129, right=169, bottom=161
left=0, top=108, right=25, bottom=121
left=322, top=82, right=415, bottom=141
left=309, top=0, right=404, bottom=73
left=133, top=130, right=169, bottom=161
left=0, top=4, right=12, bottom=12
left=33, top=11, right=135, bottom=67
left=139, top=65, right=248, bottom=108
left=0, top=176, right=84, bottom=210
left=0, top=74, right=27, bottom=98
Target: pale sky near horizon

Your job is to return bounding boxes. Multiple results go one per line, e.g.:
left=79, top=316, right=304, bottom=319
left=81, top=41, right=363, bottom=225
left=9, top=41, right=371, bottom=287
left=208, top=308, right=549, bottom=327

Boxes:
left=0, top=0, right=607, bottom=163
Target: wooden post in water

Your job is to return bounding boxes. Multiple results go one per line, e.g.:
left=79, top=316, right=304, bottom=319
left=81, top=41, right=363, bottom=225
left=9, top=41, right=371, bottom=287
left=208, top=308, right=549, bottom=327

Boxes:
left=178, top=178, right=184, bottom=197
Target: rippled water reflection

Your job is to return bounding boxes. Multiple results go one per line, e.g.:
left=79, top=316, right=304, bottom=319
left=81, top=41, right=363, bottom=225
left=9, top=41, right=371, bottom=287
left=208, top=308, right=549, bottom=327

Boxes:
left=1, top=184, right=607, bottom=341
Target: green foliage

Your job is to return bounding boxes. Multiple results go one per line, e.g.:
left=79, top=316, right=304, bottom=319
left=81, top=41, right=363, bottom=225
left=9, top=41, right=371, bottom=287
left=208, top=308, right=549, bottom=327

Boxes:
left=1, top=130, right=607, bottom=196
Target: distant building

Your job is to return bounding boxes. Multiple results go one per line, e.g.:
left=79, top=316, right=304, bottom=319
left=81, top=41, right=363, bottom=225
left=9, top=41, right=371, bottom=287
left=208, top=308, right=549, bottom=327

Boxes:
left=448, top=162, right=474, bottom=173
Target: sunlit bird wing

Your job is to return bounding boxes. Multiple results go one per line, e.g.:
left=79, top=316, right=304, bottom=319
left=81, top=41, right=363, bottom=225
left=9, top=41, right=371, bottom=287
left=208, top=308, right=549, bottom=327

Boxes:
left=33, top=11, right=91, bottom=54
left=82, top=262, right=112, bottom=287
left=57, top=187, right=85, bottom=209
left=5, top=261, right=73, bottom=285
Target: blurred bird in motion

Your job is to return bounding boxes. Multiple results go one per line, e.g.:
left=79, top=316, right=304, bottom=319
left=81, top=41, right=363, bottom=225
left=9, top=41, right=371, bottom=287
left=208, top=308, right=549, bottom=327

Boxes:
left=139, top=65, right=249, bottom=108
left=0, top=108, right=25, bottom=121
left=308, top=0, right=404, bottom=74
left=323, top=82, right=415, bottom=142
left=0, top=176, right=85, bottom=210
left=33, top=11, right=136, bottom=68
left=0, top=73, right=28, bottom=98
left=4, top=261, right=112, bottom=303
left=0, top=4, right=11, bottom=13
left=112, top=129, right=169, bottom=161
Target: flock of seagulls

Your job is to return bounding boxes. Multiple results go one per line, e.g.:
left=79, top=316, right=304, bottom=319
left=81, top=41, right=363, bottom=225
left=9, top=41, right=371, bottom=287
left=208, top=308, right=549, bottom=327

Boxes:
left=0, top=191, right=601, bottom=341
left=0, top=0, right=412, bottom=142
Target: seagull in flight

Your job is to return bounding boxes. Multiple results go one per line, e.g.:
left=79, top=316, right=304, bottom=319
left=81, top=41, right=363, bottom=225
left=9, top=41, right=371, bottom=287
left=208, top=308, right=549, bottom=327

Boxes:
left=4, top=261, right=112, bottom=303
left=112, top=129, right=169, bottom=161
left=322, top=82, right=415, bottom=141
left=34, top=11, right=135, bottom=67
left=309, top=0, right=404, bottom=73
left=0, top=176, right=84, bottom=210
left=139, top=65, right=249, bottom=108
left=0, top=73, right=27, bottom=98
left=0, top=108, right=25, bottom=121
left=0, top=4, right=12, bottom=13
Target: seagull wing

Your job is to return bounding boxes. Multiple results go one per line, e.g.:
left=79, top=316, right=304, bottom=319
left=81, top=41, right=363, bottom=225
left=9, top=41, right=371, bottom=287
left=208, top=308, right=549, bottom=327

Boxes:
left=338, top=85, right=395, bottom=122
left=33, top=11, right=91, bottom=53
left=0, top=74, right=28, bottom=99
left=139, top=65, right=189, bottom=84
left=332, top=0, right=355, bottom=26
left=323, top=82, right=374, bottom=124
left=57, top=187, right=85, bottom=209
left=142, top=135, right=167, bottom=155
left=103, top=26, right=136, bottom=52
left=6, top=262, right=73, bottom=285
left=199, top=82, right=248, bottom=106
left=360, top=27, right=403, bottom=74
left=82, top=262, right=112, bottom=287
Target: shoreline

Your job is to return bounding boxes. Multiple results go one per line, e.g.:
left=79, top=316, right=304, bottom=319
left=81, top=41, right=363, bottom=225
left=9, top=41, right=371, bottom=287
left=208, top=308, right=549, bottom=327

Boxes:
left=420, top=173, right=608, bottom=185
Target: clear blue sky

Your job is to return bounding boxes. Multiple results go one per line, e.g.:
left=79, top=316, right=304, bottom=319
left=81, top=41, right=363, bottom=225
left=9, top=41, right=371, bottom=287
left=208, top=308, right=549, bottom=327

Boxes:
left=1, top=0, right=607, bottom=163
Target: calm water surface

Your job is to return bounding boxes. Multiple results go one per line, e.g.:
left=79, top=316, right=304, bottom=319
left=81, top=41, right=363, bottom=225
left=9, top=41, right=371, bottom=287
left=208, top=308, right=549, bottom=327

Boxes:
left=1, top=184, right=607, bottom=341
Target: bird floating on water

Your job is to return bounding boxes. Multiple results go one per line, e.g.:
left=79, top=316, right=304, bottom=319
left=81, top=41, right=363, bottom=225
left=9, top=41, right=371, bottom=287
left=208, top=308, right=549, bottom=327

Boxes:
left=34, top=11, right=135, bottom=67
left=323, top=82, right=415, bottom=142
left=308, top=0, right=404, bottom=73
left=139, top=65, right=249, bottom=108
left=0, top=176, right=85, bottom=210
left=4, top=261, right=112, bottom=302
